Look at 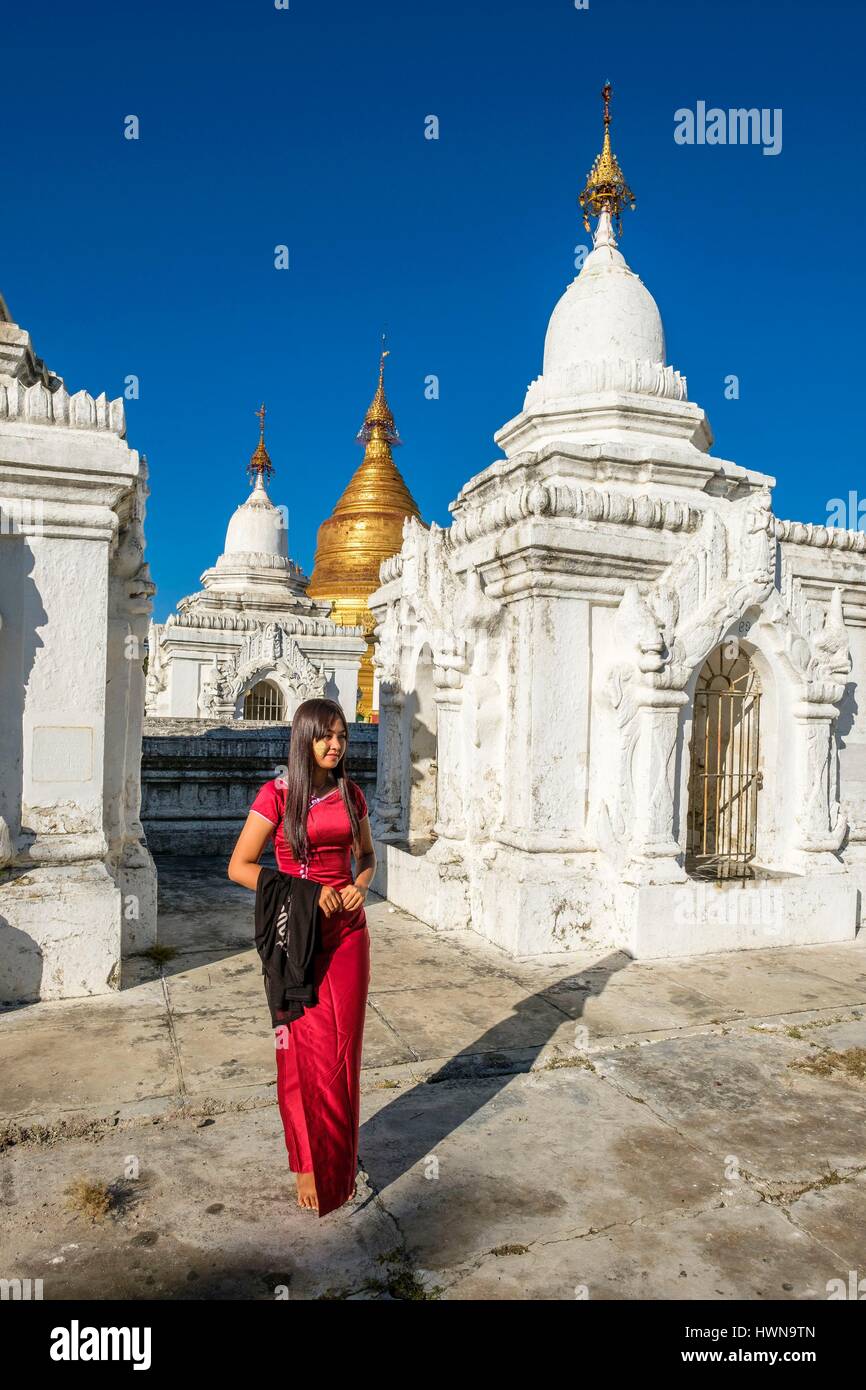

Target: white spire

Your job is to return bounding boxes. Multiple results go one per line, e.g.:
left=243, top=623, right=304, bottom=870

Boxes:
left=593, top=207, right=617, bottom=250
left=580, top=206, right=628, bottom=273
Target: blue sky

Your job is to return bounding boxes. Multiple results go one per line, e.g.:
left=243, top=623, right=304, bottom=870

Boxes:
left=4, top=0, right=864, bottom=621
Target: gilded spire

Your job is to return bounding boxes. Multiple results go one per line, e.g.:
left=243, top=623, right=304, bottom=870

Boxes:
left=247, top=400, right=273, bottom=483
left=356, top=342, right=401, bottom=446
left=578, top=82, right=636, bottom=237
left=308, top=345, right=423, bottom=720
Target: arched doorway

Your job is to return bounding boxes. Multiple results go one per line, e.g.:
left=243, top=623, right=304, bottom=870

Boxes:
left=686, top=645, right=762, bottom=879
left=243, top=680, right=284, bottom=722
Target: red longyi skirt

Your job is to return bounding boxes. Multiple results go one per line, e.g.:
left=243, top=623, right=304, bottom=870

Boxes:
left=274, top=909, right=370, bottom=1218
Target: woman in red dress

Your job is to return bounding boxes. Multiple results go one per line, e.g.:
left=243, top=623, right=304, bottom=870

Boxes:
left=227, top=697, right=376, bottom=1216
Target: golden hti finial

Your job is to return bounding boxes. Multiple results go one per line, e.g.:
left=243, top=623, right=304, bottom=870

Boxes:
left=578, top=82, right=636, bottom=237
left=356, top=338, right=401, bottom=446
left=248, top=399, right=274, bottom=482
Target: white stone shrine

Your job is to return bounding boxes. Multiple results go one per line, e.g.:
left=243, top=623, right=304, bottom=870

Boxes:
left=368, top=90, right=866, bottom=958
left=0, top=292, right=157, bottom=1001
left=145, top=409, right=368, bottom=723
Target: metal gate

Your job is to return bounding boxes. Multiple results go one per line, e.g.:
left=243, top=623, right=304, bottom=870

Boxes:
left=686, top=648, right=762, bottom=880
left=243, top=681, right=285, bottom=722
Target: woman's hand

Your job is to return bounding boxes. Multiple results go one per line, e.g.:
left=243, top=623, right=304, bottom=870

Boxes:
left=339, top=882, right=368, bottom=913
left=318, top=885, right=344, bottom=918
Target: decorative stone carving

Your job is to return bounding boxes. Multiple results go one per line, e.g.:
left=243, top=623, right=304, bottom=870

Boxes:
left=776, top=518, right=866, bottom=554
left=524, top=357, right=687, bottom=407
left=371, top=603, right=401, bottom=688
left=196, top=628, right=327, bottom=719
left=198, top=659, right=236, bottom=716
left=0, top=378, right=126, bottom=435
left=451, top=480, right=701, bottom=549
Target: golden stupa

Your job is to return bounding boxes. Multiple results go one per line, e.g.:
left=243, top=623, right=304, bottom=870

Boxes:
left=307, top=349, right=422, bottom=720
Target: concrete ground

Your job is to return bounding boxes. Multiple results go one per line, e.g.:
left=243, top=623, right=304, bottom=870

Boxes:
left=1, top=854, right=865, bottom=1301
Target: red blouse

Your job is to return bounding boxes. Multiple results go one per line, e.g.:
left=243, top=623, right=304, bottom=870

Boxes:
left=250, top=775, right=368, bottom=889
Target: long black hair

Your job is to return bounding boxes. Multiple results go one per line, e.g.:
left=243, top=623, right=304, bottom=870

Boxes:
left=283, top=697, right=361, bottom=865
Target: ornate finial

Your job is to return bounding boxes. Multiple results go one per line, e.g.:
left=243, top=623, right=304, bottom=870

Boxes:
left=578, top=82, right=636, bottom=238
left=248, top=400, right=273, bottom=483
left=357, top=343, right=401, bottom=447
left=376, top=330, right=391, bottom=390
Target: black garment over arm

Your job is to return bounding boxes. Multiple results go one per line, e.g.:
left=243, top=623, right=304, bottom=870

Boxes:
left=254, top=867, right=323, bottom=1028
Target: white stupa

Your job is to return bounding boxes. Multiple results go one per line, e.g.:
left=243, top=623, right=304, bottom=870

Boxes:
left=146, top=406, right=367, bottom=722
left=538, top=208, right=672, bottom=386
left=367, top=82, right=866, bottom=961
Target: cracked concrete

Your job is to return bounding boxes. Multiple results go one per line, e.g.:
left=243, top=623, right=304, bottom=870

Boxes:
left=0, top=854, right=864, bottom=1300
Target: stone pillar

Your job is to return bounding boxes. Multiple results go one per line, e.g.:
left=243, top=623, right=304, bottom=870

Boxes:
left=21, top=522, right=112, bottom=869
left=372, top=686, right=405, bottom=838
left=0, top=315, right=157, bottom=1002
left=2, top=509, right=125, bottom=1000
left=627, top=687, right=689, bottom=878
left=432, top=679, right=466, bottom=842
left=0, top=552, right=24, bottom=870
left=790, top=697, right=847, bottom=867
left=104, top=476, right=158, bottom=956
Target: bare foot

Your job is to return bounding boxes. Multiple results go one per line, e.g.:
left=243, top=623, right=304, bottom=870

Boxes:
left=296, top=1171, right=318, bottom=1211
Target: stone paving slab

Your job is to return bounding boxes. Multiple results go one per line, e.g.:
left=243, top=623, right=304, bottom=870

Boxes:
left=1, top=984, right=177, bottom=1119
left=354, top=1064, right=756, bottom=1269
left=367, top=980, right=580, bottom=1059
left=538, top=977, right=739, bottom=1037
left=367, top=928, right=496, bottom=993
left=156, top=952, right=266, bottom=1011
left=761, top=942, right=866, bottom=987
left=592, top=1027, right=866, bottom=1180
left=440, top=1201, right=854, bottom=1301
left=643, top=949, right=865, bottom=1015
left=782, top=1171, right=866, bottom=1271
left=169, top=1005, right=277, bottom=1097
left=0, top=1106, right=398, bottom=1301
left=1, top=856, right=864, bottom=1300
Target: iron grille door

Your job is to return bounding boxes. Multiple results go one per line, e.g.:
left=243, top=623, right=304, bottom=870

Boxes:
left=243, top=681, right=284, bottom=722
left=686, top=649, right=762, bottom=880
